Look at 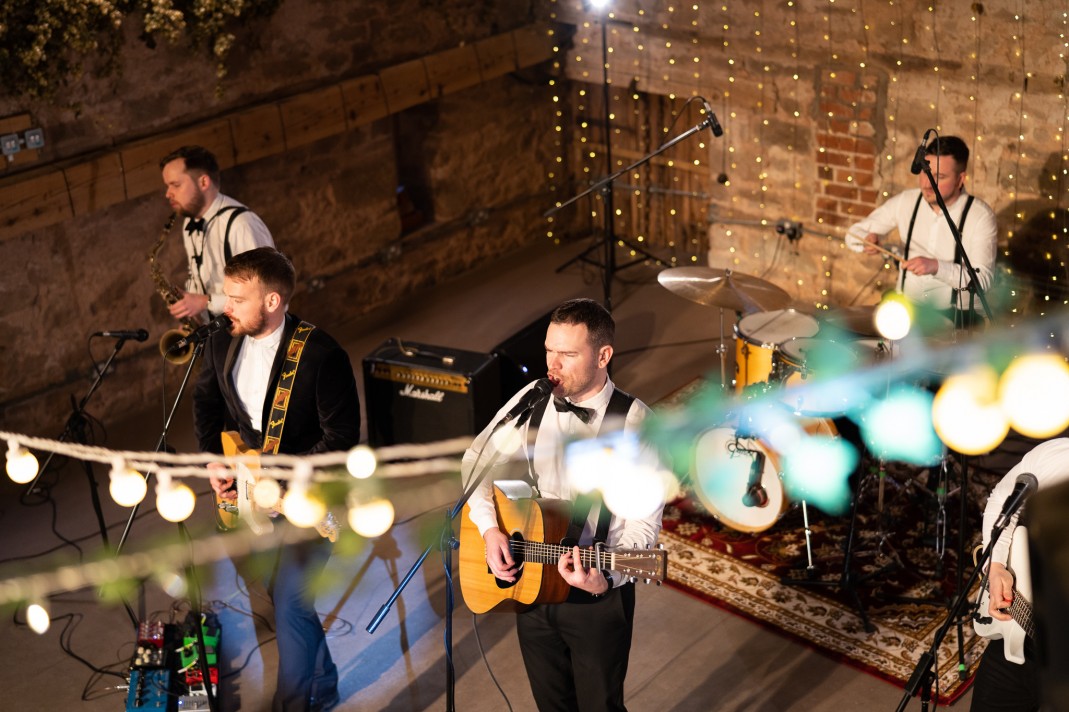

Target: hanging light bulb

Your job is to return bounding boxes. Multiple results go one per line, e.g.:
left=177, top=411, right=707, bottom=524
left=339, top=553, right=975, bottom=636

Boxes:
left=999, top=353, right=1069, bottom=438
left=874, top=294, right=913, bottom=341
left=932, top=366, right=1009, bottom=455
left=109, top=460, right=147, bottom=507
left=252, top=477, right=282, bottom=509
left=282, top=463, right=326, bottom=528
left=6, top=440, right=39, bottom=484
left=156, top=473, right=196, bottom=523
left=26, top=602, right=51, bottom=634
left=347, top=494, right=395, bottom=538
left=345, top=445, right=377, bottom=479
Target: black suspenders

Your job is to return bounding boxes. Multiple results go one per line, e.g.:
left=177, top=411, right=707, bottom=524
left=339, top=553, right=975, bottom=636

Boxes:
left=901, top=193, right=975, bottom=306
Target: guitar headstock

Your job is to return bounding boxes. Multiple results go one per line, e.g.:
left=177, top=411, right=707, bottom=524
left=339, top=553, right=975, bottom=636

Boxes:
left=611, top=547, right=668, bottom=582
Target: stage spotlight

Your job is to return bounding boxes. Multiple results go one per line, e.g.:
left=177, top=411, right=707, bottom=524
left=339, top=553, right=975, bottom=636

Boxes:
left=587, top=0, right=612, bottom=9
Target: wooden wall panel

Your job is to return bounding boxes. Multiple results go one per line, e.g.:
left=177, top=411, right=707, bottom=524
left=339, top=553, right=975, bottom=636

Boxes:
left=340, top=75, right=390, bottom=129
left=64, top=153, right=126, bottom=215
left=279, top=86, right=347, bottom=150
left=379, top=59, right=433, bottom=114
left=426, top=45, right=482, bottom=97
left=0, top=170, right=72, bottom=240
left=475, top=34, right=519, bottom=81
left=230, top=104, right=286, bottom=165
left=122, top=121, right=234, bottom=199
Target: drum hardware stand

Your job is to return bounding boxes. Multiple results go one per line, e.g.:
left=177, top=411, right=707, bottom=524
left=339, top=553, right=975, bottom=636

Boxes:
left=780, top=454, right=901, bottom=633
left=546, top=18, right=722, bottom=311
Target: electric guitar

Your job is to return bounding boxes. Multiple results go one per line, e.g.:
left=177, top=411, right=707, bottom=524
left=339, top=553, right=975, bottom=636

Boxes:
left=214, top=431, right=340, bottom=542
left=459, top=483, right=668, bottom=614
left=973, top=525, right=1034, bottom=663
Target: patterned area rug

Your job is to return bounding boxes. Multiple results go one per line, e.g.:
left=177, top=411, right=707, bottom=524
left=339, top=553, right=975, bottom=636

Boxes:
left=657, top=381, right=1004, bottom=705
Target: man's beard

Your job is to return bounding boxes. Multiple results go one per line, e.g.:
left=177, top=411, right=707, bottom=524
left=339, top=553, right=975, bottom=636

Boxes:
left=230, top=309, right=267, bottom=338
left=179, top=191, right=207, bottom=219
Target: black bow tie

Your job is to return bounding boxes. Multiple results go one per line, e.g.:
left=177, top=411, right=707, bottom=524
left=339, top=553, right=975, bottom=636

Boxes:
left=185, top=217, right=206, bottom=234
left=553, top=397, right=595, bottom=424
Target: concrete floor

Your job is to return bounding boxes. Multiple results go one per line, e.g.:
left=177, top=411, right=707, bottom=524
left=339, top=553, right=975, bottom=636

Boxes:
left=0, top=238, right=973, bottom=710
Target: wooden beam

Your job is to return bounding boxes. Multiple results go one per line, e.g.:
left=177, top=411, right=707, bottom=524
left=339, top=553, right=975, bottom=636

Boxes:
left=280, top=85, right=347, bottom=150
left=64, top=153, right=126, bottom=215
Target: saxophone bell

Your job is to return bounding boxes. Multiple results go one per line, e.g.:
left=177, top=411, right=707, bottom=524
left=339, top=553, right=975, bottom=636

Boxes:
left=160, top=325, right=195, bottom=364
left=150, top=212, right=201, bottom=365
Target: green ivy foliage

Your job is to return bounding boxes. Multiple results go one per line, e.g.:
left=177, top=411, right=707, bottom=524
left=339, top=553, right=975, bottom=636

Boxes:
left=0, top=0, right=283, bottom=99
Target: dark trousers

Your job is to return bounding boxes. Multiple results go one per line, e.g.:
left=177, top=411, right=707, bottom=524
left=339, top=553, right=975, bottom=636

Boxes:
left=970, top=638, right=1040, bottom=712
left=516, top=584, right=636, bottom=712
left=241, top=533, right=337, bottom=712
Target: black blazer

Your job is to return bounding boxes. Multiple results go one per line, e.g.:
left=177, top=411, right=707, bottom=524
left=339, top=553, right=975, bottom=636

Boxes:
left=193, top=312, right=361, bottom=455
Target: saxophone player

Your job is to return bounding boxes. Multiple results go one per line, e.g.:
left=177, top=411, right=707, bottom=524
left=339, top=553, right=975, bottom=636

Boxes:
left=160, top=145, right=274, bottom=322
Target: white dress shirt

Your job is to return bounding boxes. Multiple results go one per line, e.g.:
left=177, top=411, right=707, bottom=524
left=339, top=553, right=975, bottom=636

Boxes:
left=232, top=322, right=285, bottom=434
left=845, top=188, right=998, bottom=310
left=182, top=193, right=274, bottom=317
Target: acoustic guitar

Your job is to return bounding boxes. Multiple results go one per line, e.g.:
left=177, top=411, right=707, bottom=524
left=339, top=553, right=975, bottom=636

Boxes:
left=973, top=525, right=1034, bottom=663
left=214, top=431, right=340, bottom=542
left=459, top=483, right=668, bottom=614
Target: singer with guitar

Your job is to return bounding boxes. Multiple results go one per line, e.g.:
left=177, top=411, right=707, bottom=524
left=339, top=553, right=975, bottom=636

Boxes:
left=844, top=135, right=997, bottom=329
left=193, top=247, right=360, bottom=712
left=971, top=438, right=1069, bottom=712
left=465, top=298, right=663, bottom=712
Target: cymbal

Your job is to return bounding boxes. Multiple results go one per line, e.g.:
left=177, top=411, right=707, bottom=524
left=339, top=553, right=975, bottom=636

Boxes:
left=657, top=267, right=791, bottom=314
left=821, top=305, right=879, bottom=336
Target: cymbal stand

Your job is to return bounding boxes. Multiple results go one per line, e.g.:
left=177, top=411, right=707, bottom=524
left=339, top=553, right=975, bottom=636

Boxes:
left=715, top=307, right=730, bottom=390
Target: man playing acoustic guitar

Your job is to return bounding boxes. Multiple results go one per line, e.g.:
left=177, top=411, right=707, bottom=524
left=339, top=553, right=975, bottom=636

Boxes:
left=194, top=247, right=360, bottom=712
left=465, top=298, right=663, bottom=712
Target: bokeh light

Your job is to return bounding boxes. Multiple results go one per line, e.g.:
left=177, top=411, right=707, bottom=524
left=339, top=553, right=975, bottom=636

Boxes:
left=282, top=486, right=327, bottom=529
left=253, top=477, right=282, bottom=509
left=932, top=366, right=1009, bottom=454
left=780, top=435, right=856, bottom=515
left=859, top=386, right=943, bottom=465
left=26, top=603, right=50, bottom=634
left=347, top=496, right=395, bottom=538
left=346, top=446, right=377, bottom=479
left=156, top=480, right=196, bottom=522
left=874, top=296, right=912, bottom=341
left=999, top=353, right=1069, bottom=438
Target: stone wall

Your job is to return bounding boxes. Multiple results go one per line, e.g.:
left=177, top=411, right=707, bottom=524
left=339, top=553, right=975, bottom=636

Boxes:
left=0, top=1, right=559, bottom=436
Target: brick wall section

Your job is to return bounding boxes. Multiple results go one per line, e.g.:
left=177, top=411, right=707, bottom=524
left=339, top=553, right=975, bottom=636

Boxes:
left=814, top=68, right=884, bottom=229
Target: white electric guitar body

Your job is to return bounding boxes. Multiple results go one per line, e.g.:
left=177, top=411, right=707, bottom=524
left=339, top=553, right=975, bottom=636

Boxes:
left=973, top=525, right=1034, bottom=664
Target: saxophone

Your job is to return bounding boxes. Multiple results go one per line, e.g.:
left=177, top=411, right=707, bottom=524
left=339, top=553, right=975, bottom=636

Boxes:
left=149, top=213, right=200, bottom=364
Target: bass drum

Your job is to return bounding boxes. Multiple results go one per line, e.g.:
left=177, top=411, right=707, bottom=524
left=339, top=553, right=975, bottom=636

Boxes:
left=691, top=418, right=837, bottom=533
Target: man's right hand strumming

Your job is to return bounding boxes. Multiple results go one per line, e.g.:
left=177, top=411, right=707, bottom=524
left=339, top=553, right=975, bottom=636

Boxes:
left=208, top=461, right=237, bottom=502
left=483, top=528, right=518, bottom=582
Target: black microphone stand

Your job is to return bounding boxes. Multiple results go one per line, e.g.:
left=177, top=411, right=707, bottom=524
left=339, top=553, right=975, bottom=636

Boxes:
left=894, top=516, right=1011, bottom=711
left=915, top=159, right=994, bottom=324
left=112, top=339, right=220, bottom=712
left=23, top=335, right=135, bottom=547
left=547, top=20, right=720, bottom=311
left=365, top=397, right=546, bottom=712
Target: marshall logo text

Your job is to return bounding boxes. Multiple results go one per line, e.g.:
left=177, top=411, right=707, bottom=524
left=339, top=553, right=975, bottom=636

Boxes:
left=399, top=383, right=446, bottom=403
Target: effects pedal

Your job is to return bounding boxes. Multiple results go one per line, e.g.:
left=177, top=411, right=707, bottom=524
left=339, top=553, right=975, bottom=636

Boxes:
left=125, top=668, right=175, bottom=711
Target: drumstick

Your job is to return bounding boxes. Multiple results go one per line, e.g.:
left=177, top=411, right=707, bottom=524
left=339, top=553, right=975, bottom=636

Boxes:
left=859, top=241, right=903, bottom=263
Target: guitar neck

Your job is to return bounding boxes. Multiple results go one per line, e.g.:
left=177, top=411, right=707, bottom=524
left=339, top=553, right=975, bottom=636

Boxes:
left=512, top=541, right=615, bottom=568
left=1009, top=589, right=1036, bottom=638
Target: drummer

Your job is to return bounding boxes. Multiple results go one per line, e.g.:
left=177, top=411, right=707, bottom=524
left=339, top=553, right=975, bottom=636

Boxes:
left=845, top=135, right=997, bottom=329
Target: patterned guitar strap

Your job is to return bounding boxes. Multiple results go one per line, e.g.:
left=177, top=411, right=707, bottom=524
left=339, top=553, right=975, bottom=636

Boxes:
left=261, top=321, right=316, bottom=455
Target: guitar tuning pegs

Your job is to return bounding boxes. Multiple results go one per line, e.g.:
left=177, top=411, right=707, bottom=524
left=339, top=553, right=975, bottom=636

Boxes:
left=629, top=576, right=637, bottom=584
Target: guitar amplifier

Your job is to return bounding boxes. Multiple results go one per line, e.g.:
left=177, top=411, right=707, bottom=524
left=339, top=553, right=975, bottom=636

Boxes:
left=363, top=338, right=504, bottom=447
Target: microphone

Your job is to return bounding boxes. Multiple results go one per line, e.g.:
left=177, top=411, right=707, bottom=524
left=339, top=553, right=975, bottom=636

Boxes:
left=94, top=329, right=149, bottom=342
left=910, top=128, right=934, bottom=175
left=701, top=99, right=724, bottom=138
left=494, top=378, right=554, bottom=430
left=993, top=472, right=1039, bottom=531
left=168, top=314, right=232, bottom=352
left=741, top=450, right=768, bottom=508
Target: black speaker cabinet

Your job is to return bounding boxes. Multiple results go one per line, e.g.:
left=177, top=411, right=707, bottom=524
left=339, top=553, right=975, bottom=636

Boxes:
left=363, top=338, right=503, bottom=447
left=492, top=310, right=552, bottom=398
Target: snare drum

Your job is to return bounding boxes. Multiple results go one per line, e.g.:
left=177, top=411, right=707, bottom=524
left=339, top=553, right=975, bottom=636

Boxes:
left=776, top=338, right=859, bottom=416
left=733, top=309, right=819, bottom=392
left=692, top=418, right=837, bottom=533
